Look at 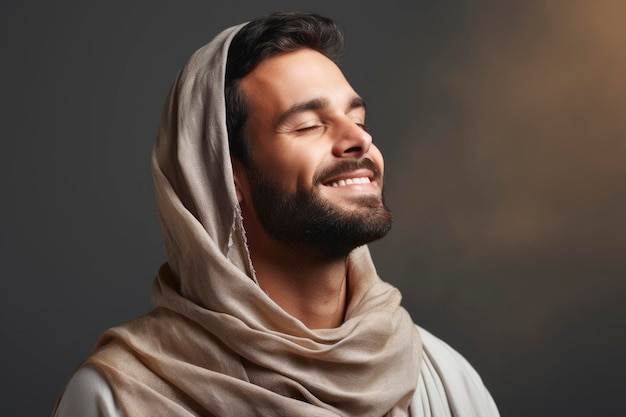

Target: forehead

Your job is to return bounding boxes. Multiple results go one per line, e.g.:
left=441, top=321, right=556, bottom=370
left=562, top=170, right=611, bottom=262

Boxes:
left=239, top=48, right=358, bottom=113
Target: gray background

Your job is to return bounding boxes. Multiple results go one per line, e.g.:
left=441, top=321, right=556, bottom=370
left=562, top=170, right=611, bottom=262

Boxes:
left=2, top=1, right=625, bottom=416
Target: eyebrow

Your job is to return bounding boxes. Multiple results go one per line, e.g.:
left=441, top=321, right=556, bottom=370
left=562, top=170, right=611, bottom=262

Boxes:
left=275, top=96, right=367, bottom=128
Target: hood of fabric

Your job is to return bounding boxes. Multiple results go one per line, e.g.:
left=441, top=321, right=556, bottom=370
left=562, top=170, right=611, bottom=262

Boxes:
left=152, top=23, right=255, bottom=301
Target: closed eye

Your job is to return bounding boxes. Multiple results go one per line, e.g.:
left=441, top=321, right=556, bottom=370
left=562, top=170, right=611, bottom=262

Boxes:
left=295, top=125, right=323, bottom=133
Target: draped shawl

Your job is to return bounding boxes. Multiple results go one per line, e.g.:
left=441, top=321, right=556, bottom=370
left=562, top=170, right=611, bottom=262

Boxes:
left=82, top=23, right=421, bottom=416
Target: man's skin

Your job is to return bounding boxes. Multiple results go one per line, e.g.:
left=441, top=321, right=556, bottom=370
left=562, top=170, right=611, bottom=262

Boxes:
left=232, top=48, right=386, bottom=329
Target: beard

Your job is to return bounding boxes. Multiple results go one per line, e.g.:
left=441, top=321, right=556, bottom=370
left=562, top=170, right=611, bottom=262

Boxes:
left=245, top=159, right=393, bottom=258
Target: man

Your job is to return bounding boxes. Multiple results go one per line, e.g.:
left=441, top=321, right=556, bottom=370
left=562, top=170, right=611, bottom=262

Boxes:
left=52, top=12, right=499, bottom=417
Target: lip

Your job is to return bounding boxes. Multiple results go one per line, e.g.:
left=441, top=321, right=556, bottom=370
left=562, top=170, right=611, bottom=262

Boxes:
left=321, top=169, right=375, bottom=186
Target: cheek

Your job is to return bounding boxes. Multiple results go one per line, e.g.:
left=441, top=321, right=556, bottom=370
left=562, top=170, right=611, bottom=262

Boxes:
left=275, top=144, right=327, bottom=183
left=252, top=150, right=315, bottom=191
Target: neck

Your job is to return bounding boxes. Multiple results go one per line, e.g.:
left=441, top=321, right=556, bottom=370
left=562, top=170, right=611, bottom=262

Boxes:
left=250, top=238, right=349, bottom=329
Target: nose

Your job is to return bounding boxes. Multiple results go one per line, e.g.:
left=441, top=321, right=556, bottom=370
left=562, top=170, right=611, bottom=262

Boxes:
left=331, top=118, right=373, bottom=158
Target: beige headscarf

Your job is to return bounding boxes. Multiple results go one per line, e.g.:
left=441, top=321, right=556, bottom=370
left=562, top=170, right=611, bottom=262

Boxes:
left=84, top=23, right=421, bottom=416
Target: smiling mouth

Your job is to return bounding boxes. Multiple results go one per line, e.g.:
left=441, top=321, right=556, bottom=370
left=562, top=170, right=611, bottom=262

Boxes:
left=328, top=177, right=371, bottom=187
left=316, top=159, right=381, bottom=189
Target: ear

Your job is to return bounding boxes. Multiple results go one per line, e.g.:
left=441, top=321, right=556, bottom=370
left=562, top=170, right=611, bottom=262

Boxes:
left=231, top=157, right=246, bottom=204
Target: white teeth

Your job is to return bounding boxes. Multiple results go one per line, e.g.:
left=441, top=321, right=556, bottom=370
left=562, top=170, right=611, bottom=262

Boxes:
left=329, top=177, right=371, bottom=187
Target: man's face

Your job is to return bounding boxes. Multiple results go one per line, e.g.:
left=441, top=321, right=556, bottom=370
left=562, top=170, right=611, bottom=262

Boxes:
left=234, top=48, right=391, bottom=256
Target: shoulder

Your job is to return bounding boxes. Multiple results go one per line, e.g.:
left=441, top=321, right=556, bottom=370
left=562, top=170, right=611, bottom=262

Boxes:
left=411, top=326, right=500, bottom=417
left=53, top=366, right=124, bottom=417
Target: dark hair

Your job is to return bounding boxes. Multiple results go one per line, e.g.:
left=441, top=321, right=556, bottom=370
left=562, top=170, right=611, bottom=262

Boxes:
left=225, top=12, right=344, bottom=165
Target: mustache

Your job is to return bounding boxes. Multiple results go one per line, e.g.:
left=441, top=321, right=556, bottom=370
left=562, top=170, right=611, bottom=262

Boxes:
left=314, top=158, right=382, bottom=185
